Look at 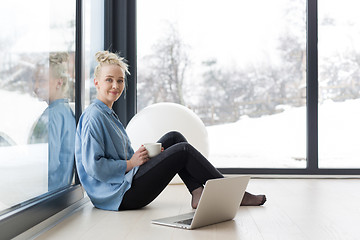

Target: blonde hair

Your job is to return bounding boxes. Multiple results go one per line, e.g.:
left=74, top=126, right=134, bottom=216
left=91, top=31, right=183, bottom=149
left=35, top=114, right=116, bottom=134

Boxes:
left=49, top=52, right=69, bottom=93
left=94, top=51, right=130, bottom=78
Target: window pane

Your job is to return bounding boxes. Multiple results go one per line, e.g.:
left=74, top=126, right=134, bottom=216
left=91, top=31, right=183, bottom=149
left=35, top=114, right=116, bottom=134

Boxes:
left=0, top=0, right=76, bottom=213
left=137, top=0, right=306, bottom=168
left=84, top=0, right=104, bottom=107
left=318, top=0, right=360, bottom=168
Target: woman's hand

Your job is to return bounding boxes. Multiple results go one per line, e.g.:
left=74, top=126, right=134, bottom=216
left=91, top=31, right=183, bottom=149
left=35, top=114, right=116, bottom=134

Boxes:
left=127, top=145, right=149, bottom=171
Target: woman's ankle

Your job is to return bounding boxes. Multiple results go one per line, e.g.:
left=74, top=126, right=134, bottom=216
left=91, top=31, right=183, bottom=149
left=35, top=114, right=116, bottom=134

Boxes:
left=191, top=187, right=203, bottom=209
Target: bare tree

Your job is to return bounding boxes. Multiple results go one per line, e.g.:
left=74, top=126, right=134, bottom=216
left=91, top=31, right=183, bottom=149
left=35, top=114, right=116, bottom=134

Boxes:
left=137, top=23, right=190, bottom=108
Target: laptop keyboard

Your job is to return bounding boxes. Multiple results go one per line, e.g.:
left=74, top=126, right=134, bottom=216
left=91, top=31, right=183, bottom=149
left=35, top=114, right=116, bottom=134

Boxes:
left=175, top=218, right=193, bottom=225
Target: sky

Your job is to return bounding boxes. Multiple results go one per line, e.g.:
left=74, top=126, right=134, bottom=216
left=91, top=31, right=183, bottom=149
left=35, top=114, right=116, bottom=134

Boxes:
left=1, top=0, right=359, bottom=60
left=137, top=0, right=288, bottom=67
left=137, top=0, right=360, bottom=68
left=0, top=0, right=75, bottom=53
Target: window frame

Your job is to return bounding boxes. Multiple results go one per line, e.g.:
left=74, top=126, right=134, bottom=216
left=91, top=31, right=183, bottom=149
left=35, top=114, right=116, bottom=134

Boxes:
left=133, top=0, right=360, bottom=175
left=218, top=0, right=359, bottom=175
left=0, top=0, right=85, bottom=238
left=0, top=0, right=138, bottom=237
left=0, top=186, right=83, bottom=240
left=104, top=0, right=137, bottom=127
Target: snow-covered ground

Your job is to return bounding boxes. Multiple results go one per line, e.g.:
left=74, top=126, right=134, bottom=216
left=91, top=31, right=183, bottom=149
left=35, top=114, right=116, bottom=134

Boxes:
left=207, top=106, right=306, bottom=168
left=0, top=90, right=47, bottom=145
left=0, top=144, right=48, bottom=211
left=0, top=90, right=48, bottom=211
left=207, top=99, right=360, bottom=169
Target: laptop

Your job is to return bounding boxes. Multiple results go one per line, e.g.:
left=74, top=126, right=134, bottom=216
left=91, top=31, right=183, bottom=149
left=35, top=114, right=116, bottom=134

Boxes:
left=151, top=175, right=250, bottom=230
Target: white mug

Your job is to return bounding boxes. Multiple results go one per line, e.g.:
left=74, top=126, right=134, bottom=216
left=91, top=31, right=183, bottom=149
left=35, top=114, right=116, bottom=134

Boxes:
left=143, top=143, right=162, bottom=158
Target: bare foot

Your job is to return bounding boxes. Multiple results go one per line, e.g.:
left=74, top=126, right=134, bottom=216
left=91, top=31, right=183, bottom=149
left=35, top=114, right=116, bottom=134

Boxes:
left=240, top=192, right=266, bottom=206
left=191, top=187, right=203, bottom=209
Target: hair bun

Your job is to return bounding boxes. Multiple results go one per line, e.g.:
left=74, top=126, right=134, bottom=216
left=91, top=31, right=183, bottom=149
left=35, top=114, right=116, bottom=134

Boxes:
left=95, top=50, right=120, bottom=64
left=50, top=52, right=69, bottom=65
left=95, top=51, right=108, bottom=63
left=94, top=50, right=130, bottom=77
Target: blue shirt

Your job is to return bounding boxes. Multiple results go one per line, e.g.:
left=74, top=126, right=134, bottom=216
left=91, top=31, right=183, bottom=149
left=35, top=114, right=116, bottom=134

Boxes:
left=28, top=98, right=75, bottom=192
left=48, top=99, right=76, bottom=191
left=75, top=99, right=138, bottom=210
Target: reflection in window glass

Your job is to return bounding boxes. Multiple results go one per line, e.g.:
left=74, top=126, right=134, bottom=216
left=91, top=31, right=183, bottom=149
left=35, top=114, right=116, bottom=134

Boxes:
left=137, top=0, right=306, bottom=168
left=84, top=0, right=104, bottom=108
left=318, top=0, right=360, bottom=168
left=0, top=0, right=76, bottom=213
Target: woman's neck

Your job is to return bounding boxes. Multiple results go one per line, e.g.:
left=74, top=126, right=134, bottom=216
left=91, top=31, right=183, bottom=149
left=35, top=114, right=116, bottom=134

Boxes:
left=49, top=92, right=65, bottom=104
left=97, top=97, right=113, bottom=109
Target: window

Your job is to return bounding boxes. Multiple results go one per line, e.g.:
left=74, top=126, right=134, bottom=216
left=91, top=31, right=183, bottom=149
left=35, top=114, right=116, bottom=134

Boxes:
left=1, top=0, right=359, bottom=238
left=0, top=0, right=136, bottom=236
left=318, top=0, right=360, bottom=168
left=0, top=0, right=76, bottom=214
left=84, top=0, right=105, bottom=107
left=137, top=0, right=307, bottom=168
left=0, top=0, right=84, bottom=238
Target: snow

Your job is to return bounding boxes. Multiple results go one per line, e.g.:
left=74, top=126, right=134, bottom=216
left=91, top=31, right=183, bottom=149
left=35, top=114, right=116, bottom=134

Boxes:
left=207, top=99, right=360, bottom=168
left=0, top=90, right=47, bottom=145
left=207, top=105, right=306, bottom=168
left=0, top=90, right=48, bottom=211
left=0, top=144, right=48, bottom=211
left=318, top=100, right=360, bottom=168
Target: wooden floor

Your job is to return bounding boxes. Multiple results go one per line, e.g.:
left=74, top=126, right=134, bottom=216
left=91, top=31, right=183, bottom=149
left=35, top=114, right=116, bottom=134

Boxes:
left=32, top=178, right=360, bottom=240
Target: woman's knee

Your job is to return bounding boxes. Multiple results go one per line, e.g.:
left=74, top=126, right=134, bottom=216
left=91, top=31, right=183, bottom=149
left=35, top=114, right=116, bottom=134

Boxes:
left=170, top=142, right=194, bottom=158
left=158, top=131, right=188, bottom=148
left=167, top=131, right=187, bottom=143
left=159, top=142, right=190, bottom=164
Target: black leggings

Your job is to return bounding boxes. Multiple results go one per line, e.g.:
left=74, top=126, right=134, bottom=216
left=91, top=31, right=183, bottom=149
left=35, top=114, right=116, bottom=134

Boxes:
left=118, top=131, right=223, bottom=210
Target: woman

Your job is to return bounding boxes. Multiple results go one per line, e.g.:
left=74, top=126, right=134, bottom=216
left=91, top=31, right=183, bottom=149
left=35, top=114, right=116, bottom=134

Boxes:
left=75, top=51, right=266, bottom=211
left=31, top=52, right=76, bottom=191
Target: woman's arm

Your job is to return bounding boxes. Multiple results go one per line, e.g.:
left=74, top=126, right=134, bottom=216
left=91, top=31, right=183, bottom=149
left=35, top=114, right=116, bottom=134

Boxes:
left=81, top=132, right=128, bottom=183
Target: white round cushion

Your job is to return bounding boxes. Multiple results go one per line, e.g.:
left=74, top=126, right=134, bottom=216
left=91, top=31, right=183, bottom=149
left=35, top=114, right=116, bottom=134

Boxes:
left=126, top=102, right=209, bottom=184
